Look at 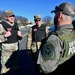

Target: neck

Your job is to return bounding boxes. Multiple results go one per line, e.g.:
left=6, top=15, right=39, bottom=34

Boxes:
left=59, top=21, right=72, bottom=26
left=37, top=24, right=41, bottom=27
left=6, top=21, right=14, bottom=26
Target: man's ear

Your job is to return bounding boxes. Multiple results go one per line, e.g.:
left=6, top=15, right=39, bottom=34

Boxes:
left=59, top=12, right=63, bottom=19
left=4, top=16, right=8, bottom=20
left=58, top=12, right=63, bottom=19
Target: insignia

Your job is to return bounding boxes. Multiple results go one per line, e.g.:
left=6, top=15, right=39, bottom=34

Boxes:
left=41, top=42, right=55, bottom=60
left=34, top=29, right=37, bottom=31
left=7, top=28, right=12, bottom=31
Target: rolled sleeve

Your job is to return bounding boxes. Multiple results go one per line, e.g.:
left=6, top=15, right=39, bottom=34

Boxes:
left=0, top=24, right=7, bottom=42
left=26, top=28, right=32, bottom=49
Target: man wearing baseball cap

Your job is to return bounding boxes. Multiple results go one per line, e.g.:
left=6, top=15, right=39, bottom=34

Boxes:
left=37, top=2, right=75, bottom=75
left=0, top=10, right=22, bottom=74
left=5, top=10, right=15, bottom=17
left=26, top=14, right=49, bottom=75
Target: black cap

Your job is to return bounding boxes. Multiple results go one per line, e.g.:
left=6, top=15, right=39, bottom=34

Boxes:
left=51, top=2, right=75, bottom=17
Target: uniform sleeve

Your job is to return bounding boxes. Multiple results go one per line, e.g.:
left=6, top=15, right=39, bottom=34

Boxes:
left=37, top=34, right=62, bottom=73
left=46, top=34, right=62, bottom=60
left=46, top=26, right=49, bottom=37
left=17, top=26, right=22, bottom=40
left=26, top=27, right=32, bottom=49
left=0, top=24, right=7, bottom=42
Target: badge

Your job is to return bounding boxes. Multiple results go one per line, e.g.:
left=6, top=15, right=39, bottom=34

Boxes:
left=34, top=28, right=37, bottom=31
left=41, top=42, right=55, bottom=60
left=7, top=28, right=12, bottom=31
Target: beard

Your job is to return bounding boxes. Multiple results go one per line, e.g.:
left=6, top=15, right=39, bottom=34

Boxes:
left=54, top=14, right=59, bottom=30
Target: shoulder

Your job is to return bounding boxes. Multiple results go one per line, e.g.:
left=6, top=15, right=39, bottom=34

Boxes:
left=0, top=21, right=6, bottom=28
left=28, top=27, right=32, bottom=33
left=32, top=25, right=36, bottom=28
left=48, top=34, right=59, bottom=41
left=0, top=21, right=6, bottom=24
left=0, top=21, right=6, bottom=30
left=46, top=25, right=49, bottom=29
left=47, top=31, right=61, bottom=44
left=14, top=22, right=18, bottom=26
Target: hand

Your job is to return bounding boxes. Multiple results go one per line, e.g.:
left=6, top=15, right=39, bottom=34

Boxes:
left=4, top=31, right=11, bottom=37
left=17, top=31, right=22, bottom=37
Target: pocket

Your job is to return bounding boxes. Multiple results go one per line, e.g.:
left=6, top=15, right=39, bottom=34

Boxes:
left=2, top=43, right=18, bottom=51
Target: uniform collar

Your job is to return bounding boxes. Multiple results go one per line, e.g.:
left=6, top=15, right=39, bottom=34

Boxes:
left=58, top=24, right=73, bottom=30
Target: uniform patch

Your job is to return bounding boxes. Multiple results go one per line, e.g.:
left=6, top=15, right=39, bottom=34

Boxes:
left=33, top=28, right=37, bottom=31
left=41, top=42, right=55, bottom=60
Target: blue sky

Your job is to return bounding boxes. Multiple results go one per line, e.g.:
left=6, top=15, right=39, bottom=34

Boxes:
left=0, top=0, right=75, bottom=22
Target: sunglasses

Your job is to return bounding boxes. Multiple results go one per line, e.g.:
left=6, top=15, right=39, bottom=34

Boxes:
left=9, top=15, right=15, bottom=17
left=35, top=19, right=41, bottom=22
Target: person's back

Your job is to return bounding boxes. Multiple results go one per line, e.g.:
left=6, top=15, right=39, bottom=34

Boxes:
left=37, top=2, right=75, bottom=75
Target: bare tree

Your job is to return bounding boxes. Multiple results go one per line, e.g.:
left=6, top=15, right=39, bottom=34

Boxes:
left=42, top=16, right=53, bottom=26
left=0, top=10, right=5, bottom=20
left=15, top=16, right=28, bottom=26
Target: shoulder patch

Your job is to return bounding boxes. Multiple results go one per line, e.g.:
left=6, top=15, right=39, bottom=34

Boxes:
left=41, top=42, right=55, bottom=60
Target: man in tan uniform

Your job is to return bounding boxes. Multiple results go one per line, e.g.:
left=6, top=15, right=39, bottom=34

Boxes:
left=26, top=14, right=49, bottom=53
left=0, top=10, right=22, bottom=74
left=26, top=14, right=49, bottom=75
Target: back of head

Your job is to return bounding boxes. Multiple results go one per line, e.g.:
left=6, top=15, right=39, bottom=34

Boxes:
left=51, top=2, right=75, bottom=18
left=51, top=2, right=75, bottom=25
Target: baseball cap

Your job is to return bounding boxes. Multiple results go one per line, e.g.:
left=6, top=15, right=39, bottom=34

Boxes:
left=51, top=2, right=75, bottom=17
left=34, top=14, right=41, bottom=20
left=5, top=10, right=15, bottom=17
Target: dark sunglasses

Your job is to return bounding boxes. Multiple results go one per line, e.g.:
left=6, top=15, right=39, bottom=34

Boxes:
left=35, top=19, right=41, bottom=22
left=9, top=15, right=15, bottom=17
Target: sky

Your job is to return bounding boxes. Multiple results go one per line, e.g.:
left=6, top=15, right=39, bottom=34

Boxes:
left=0, top=0, right=75, bottom=22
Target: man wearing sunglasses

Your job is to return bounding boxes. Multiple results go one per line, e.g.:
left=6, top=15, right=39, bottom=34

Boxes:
left=37, top=2, right=75, bottom=75
left=26, top=14, right=49, bottom=75
left=0, top=10, right=22, bottom=74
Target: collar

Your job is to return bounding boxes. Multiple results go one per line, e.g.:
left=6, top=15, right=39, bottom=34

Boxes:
left=58, top=24, right=73, bottom=30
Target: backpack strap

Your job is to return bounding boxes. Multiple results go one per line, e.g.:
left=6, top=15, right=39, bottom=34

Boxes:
left=40, top=31, right=57, bottom=49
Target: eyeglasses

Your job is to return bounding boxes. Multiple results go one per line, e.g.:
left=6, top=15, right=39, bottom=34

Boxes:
left=9, top=15, right=15, bottom=17
left=35, top=19, right=41, bottom=22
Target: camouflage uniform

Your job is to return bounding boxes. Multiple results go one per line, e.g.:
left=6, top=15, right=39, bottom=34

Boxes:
left=26, top=26, right=49, bottom=53
left=26, top=15, right=49, bottom=53
left=0, top=10, right=22, bottom=74
left=26, top=15, right=49, bottom=75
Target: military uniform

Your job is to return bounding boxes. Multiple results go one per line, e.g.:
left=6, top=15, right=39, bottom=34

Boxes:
left=0, top=10, right=22, bottom=74
left=26, top=25, right=49, bottom=53
left=26, top=15, right=49, bottom=75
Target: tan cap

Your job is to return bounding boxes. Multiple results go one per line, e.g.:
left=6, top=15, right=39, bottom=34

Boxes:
left=34, top=14, right=41, bottom=20
left=5, top=10, right=15, bottom=17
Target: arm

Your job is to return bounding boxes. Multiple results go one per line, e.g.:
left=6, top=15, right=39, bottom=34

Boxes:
left=0, top=24, right=7, bottom=42
left=16, top=23, right=22, bottom=40
left=17, top=30, right=22, bottom=40
left=46, top=26, right=50, bottom=37
left=26, top=27, right=32, bottom=49
left=46, top=34, right=62, bottom=60
left=37, top=34, right=62, bottom=73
